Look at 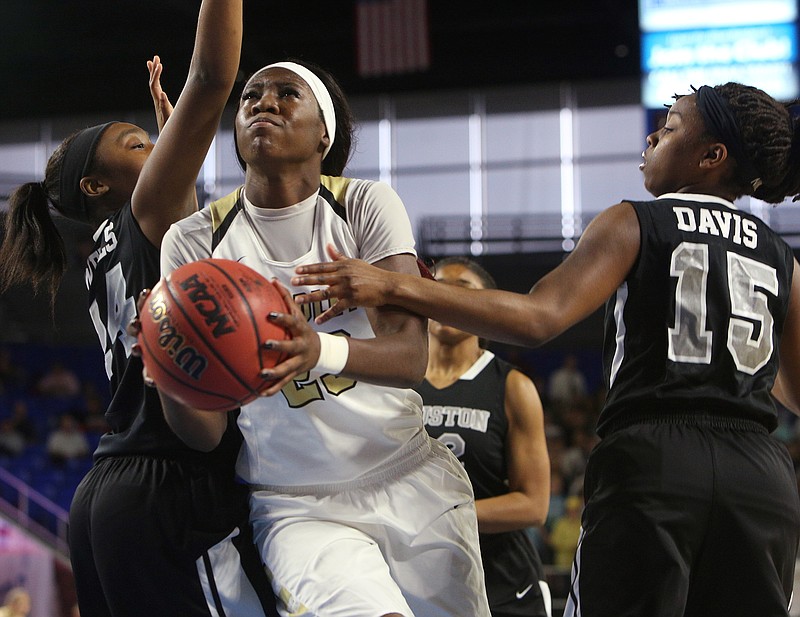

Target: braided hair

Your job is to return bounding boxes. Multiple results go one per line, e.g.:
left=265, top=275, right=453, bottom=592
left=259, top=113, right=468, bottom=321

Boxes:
left=705, top=83, right=800, bottom=204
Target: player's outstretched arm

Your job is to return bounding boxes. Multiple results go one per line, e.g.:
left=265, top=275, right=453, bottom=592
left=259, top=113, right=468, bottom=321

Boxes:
left=295, top=204, right=639, bottom=349
left=293, top=245, right=400, bottom=322
left=132, top=0, right=242, bottom=247
left=261, top=264, right=427, bottom=396
left=293, top=245, right=562, bottom=347
left=145, top=55, right=198, bottom=214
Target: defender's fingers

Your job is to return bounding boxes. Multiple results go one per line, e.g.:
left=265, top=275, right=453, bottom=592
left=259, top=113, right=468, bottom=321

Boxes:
left=294, top=261, right=342, bottom=276
left=314, top=303, right=348, bottom=325
left=136, top=288, right=151, bottom=314
left=292, top=288, right=334, bottom=305
left=325, top=243, right=347, bottom=261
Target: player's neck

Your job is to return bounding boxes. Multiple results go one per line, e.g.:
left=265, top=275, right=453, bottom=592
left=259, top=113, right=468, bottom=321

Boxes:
left=426, top=341, right=482, bottom=389
left=244, top=168, right=320, bottom=210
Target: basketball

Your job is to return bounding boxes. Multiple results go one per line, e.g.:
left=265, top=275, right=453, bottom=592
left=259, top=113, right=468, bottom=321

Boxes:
left=138, top=259, right=290, bottom=412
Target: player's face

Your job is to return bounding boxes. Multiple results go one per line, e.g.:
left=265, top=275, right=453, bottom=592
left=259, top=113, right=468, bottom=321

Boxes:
left=639, top=93, right=712, bottom=197
left=91, top=122, right=154, bottom=204
left=429, top=263, right=484, bottom=345
left=235, top=67, right=328, bottom=169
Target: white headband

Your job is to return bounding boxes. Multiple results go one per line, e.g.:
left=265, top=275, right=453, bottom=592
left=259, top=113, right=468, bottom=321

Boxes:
left=261, top=61, right=336, bottom=160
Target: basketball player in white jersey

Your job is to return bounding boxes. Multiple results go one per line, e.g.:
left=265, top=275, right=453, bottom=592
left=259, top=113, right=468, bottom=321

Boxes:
left=155, top=60, right=491, bottom=617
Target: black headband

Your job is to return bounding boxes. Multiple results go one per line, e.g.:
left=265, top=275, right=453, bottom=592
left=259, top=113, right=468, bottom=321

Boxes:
left=694, top=86, right=762, bottom=191
left=58, top=122, right=117, bottom=222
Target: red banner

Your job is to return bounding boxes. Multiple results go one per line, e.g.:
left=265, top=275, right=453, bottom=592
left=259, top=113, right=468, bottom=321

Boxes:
left=356, top=0, right=431, bottom=77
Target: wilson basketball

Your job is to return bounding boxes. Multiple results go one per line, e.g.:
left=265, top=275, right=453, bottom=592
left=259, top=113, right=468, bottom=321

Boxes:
left=138, top=259, right=290, bottom=412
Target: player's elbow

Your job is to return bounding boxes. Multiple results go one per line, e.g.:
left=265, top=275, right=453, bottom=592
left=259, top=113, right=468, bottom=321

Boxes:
left=406, top=334, right=429, bottom=385
left=387, top=351, right=427, bottom=388
left=516, top=310, right=571, bottom=349
left=404, top=362, right=428, bottom=388
left=511, top=494, right=548, bottom=528
left=186, top=68, right=237, bottom=97
left=382, top=319, right=428, bottom=386
left=510, top=323, right=557, bottom=350
left=529, top=501, right=549, bottom=528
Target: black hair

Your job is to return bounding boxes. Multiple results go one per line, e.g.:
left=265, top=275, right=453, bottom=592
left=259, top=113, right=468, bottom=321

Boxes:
left=0, top=132, right=83, bottom=304
left=433, top=256, right=498, bottom=291
left=234, top=58, right=356, bottom=176
left=684, top=83, right=800, bottom=203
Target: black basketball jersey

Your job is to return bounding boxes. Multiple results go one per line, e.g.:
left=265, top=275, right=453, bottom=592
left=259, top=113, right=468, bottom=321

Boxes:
left=417, top=351, right=548, bottom=616
left=598, top=194, right=794, bottom=436
left=419, top=351, right=509, bottom=500
left=85, top=204, right=241, bottom=464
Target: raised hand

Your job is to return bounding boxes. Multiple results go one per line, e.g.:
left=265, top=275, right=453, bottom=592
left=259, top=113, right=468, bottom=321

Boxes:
left=292, top=244, right=396, bottom=324
left=146, top=55, right=174, bottom=133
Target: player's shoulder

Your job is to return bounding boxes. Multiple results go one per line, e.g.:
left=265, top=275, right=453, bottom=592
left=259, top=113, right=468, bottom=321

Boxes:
left=172, top=188, right=241, bottom=236
left=170, top=204, right=214, bottom=232
left=162, top=201, right=217, bottom=258
left=207, top=187, right=242, bottom=223
left=321, top=175, right=400, bottom=207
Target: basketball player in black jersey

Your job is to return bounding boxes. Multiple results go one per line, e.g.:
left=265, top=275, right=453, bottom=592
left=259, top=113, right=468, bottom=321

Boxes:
left=293, top=82, right=800, bottom=616
left=417, top=257, right=552, bottom=617
left=0, top=1, right=277, bottom=615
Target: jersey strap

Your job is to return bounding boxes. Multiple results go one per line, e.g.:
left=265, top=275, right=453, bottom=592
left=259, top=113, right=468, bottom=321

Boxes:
left=320, top=175, right=350, bottom=222
left=210, top=187, right=244, bottom=250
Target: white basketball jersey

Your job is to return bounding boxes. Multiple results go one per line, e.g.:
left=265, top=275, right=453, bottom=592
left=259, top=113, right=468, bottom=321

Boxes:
left=161, top=176, right=428, bottom=490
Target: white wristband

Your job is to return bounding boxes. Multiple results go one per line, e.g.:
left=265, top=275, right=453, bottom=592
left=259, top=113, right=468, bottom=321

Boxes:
left=312, top=332, right=349, bottom=376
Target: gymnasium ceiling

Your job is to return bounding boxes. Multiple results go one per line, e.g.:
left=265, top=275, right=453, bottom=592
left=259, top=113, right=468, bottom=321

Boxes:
left=0, top=0, right=640, bottom=121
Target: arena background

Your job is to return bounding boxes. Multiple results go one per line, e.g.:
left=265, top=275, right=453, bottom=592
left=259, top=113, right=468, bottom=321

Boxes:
left=2, top=2, right=800, bottom=616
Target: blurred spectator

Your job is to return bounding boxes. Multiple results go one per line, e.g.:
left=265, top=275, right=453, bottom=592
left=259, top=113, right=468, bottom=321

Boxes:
left=8, top=399, right=36, bottom=444
left=548, top=495, right=583, bottom=569
left=0, top=418, right=25, bottom=457
left=560, top=426, right=599, bottom=489
left=590, top=383, right=608, bottom=418
left=567, top=472, right=585, bottom=501
left=544, top=423, right=567, bottom=481
left=0, top=586, right=31, bottom=617
left=531, top=469, right=569, bottom=566
left=35, top=361, right=81, bottom=398
left=548, top=354, right=588, bottom=412
left=546, top=469, right=567, bottom=530
left=559, top=402, right=592, bottom=438
left=46, top=412, right=89, bottom=465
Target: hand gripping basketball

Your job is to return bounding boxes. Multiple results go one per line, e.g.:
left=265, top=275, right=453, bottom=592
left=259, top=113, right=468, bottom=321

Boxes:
left=138, top=259, right=291, bottom=412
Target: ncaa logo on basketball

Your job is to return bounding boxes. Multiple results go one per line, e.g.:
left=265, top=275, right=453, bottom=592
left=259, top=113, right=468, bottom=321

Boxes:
left=138, top=259, right=290, bottom=412
left=179, top=273, right=237, bottom=338
left=147, top=290, right=208, bottom=381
